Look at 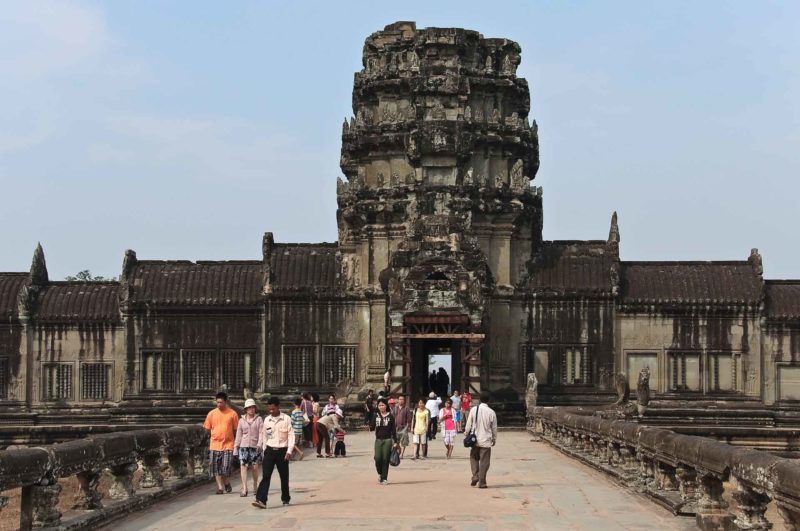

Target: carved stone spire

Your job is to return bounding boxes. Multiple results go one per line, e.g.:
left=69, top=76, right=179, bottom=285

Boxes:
left=749, top=248, right=763, bottom=277
left=29, top=242, right=48, bottom=285
left=608, top=211, right=620, bottom=245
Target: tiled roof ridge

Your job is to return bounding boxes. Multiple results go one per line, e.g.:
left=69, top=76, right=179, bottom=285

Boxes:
left=622, top=260, right=753, bottom=266
left=272, top=242, right=338, bottom=248
left=765, top=279, right=800, bottom=284
left=135, top=259, right=262, bottom=265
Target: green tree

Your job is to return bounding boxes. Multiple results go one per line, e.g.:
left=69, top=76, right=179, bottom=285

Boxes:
left=64, top=270, right=116, bottom=282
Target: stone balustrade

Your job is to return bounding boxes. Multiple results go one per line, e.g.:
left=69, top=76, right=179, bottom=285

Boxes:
left=0, top=425, right=209, bottom=530
left=539, top=408, right=800, bottom=530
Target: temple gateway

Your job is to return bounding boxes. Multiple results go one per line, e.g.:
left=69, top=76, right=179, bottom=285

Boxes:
left=1, top=22, right=798, bottom=444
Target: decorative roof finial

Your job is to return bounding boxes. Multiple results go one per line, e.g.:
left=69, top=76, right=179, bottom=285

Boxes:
left=749, top=248, right=763, bottom=276
left=30, top=242, right=48, bottom=285
left=608, top=211, right=620, bottom=244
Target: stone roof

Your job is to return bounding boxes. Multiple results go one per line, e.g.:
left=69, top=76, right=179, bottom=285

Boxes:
left=129, top=261, right=264, bottom=306
left=37, top=282, right=121, bottom=322
left=620, top=262, right=763, bottom=305
left=270, top=244, right=338, bottom=294
left=0, top=273, right=27, bottom=319
left=765, top=281, right=800, bottom=320
left=526, top=241, right=616, bottom=296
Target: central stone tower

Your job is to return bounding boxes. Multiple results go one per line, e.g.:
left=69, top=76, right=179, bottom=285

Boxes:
left=336, top=22, right=542, bottom=395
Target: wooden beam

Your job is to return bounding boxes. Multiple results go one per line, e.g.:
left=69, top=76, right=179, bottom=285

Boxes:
left=388, top=333, right=486, bottom=339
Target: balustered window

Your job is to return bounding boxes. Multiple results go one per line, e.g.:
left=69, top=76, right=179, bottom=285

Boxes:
left=0, top=357, right=8, bottom=399
left=43, top=363, right=73, bottom=400
left=708, top=352, right=740, bottom=392
left=182, top=350, right=216, bottom=391
left=668, top=352, right=701, bottom=391
left=142, top=351, right=177, bottom=392
left=221, top=350, right=253, bottom=390
left=519, top=344, right=550, bottom=385
left=626, top=352, right=658, bottom=391
left=81, top=363, right=111, bottom=400
left=282, top=345, right=316, bottom=386
left=322, top=345, right=356, bottom=385
left=562, top=346, right=591, bottom=385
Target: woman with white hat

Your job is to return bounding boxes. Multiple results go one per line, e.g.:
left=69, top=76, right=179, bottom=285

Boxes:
left=234, top=398, right=264, bottom=497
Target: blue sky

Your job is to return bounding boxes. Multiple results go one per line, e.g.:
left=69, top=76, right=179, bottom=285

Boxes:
left=1, top=1, right=798, bottom=279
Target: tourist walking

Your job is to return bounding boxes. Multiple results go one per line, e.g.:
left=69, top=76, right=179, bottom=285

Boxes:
left=440, top=398, right=457, bottom=459
left=392, top=394, right=412, bottom=458
left=460, top=390, right=472, bottom=433
left=234, top=398, right=263, bottom=496
left=311, top=393, right=321, bottom=448
left=411, top=398, right=429, bottom=460
left=373, top=398, right=398, bottom=484
left=203, top=391, right=239, bottom=495
left=464, top=393, right=497, bottom=489
left=451, top=390, right=462, bottom=432
left=252, top=397, right=294, bottom=509
left=290, top=397, right=307, bottom=460
left=425, top=392, right=442, bottom=441
left=316, top=410, right=341, bottom=457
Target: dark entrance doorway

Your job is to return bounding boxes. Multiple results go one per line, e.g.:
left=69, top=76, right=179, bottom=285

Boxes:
left=387, top=314, right=483, bottom=399
left=410, top=338, right=460, bottom=401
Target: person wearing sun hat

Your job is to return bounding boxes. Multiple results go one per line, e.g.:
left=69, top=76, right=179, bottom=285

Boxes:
left=234, top=398, right=264, bottom=496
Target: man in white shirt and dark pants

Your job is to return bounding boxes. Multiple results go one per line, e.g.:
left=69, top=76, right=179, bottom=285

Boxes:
left=464, top=392, right=497, bottom=489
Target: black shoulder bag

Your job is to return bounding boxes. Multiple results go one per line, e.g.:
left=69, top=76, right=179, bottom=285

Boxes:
left=463, top=404, right=480, bottom=448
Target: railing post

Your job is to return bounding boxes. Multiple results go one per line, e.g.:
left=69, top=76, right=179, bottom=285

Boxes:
left=73, top=469, right=103, bottom=510
left=31, top=476, right=61, bottom=528
left=676, top=465, right=699, bottom=513
left=731, top=481, right=772, bottom=530
left=139, top=451, right=164, bottom=489
left=107, top=463, right=137, bottom=500
left=698, top=474, right=727, bottom=512
left=656, top=462, right=679, bottom=492
left=168, top=448, right=189, bottom=479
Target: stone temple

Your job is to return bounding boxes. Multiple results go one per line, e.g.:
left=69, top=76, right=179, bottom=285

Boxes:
left=1, top=22, right=799, bottom=446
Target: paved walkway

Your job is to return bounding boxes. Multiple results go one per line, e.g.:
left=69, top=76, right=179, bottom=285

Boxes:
left=109, top=432, right=694, bottom=530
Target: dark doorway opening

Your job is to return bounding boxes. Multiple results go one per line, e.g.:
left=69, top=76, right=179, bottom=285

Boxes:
left=410, top=339, right=461, bottom=402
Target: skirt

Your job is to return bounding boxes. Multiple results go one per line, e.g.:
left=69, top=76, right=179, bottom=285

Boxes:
left=238, top=446, right=262, bottom=466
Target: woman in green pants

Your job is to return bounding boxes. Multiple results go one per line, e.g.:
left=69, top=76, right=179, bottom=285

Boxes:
left=373, top=398, right=398, bottom=485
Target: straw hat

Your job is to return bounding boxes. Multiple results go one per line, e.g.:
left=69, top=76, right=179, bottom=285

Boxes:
left=244, top=398, right=257, bottom=409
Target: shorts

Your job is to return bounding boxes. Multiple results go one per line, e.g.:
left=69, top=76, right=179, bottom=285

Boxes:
left=455, top=410, right=462, bottom=422
left=293, top=430, right=304, bottom=445
left=398, top=428, right=410, bottom=447
left=238, top=446, right=262, bottom=466
left=210, top=449, right=233, bottom=476
left=443, top=430, right=457, bottom=446
left=413, top=433, right=427, bottom=445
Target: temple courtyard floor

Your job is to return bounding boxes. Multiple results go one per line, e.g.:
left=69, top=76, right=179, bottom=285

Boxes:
left=108, top=431, right=694, bottom=530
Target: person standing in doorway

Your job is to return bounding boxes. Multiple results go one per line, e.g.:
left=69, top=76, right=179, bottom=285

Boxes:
left=437, top=367, right=450, bottom=398
left=425, top=392, right=442, bottom=442
left=411, top=398, right=429, bottom=460
left=459, top=390, right=472, bottom=433
left=464, top=393, right=497, bottom=489
left=429, top=370, right=438, bottom=395
left=373, top=398, right=398, bottom=484
left=392, top=394, right=412, bottom=459
left=364, top=389, right=376, bottom=431
left=252, top=397, right=294, bottom=509
left=439, top=398, right=457, bottom=459
left=203, top=391, right=239, bottom=495
left=451, top=390, right=462, bottom=432
left=300, top=393, right=314, bottom=448
left=234, top=398, right=263, bottom=496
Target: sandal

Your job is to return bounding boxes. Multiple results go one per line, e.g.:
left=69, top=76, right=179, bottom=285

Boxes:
left=215, top=489, right=223, bottom=495
left=240, top=491, right=248, bottom=497
left=224, top=483, right=232, bottom=494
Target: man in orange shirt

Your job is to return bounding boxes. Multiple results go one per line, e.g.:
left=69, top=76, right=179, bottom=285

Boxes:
left=203, top=391, right=239, bottom=494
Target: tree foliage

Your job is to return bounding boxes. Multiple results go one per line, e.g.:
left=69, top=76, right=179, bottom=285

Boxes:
left=64, top=270, right=116, bottom=282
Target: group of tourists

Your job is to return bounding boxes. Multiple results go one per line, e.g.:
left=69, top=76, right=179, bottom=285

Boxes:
left=202, top=386, right=498, bottom=509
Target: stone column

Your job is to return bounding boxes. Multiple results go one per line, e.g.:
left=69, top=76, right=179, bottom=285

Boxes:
left=731, top=482, right=771, bottom=530
left=73, top=469, right=103, bottom=510
left=107, top=463, right=137, bottom=500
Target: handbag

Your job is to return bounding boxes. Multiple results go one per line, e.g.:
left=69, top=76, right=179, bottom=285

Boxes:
left=302, top=413, right=310, bottom=427
left=463, top=404, right=480, bottom=448
left=389, top=447, right=401, bottom=467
